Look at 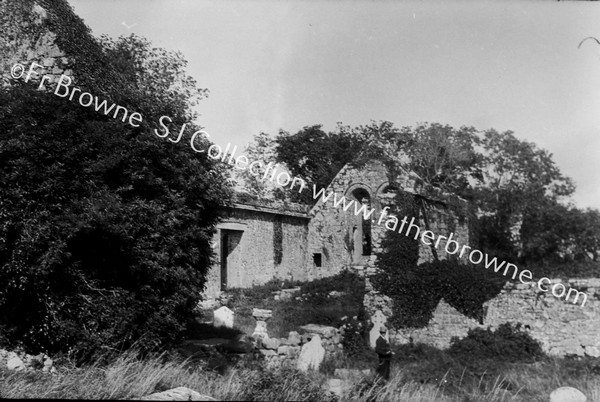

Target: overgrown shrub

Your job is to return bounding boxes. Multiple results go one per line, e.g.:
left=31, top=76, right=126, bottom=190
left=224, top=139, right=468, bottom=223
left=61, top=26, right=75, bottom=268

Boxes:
left=0, top=13, right=231, bottom=358
left=340, top=316, right=370, bottom=358
left=448, top=323, right=545, bottom=363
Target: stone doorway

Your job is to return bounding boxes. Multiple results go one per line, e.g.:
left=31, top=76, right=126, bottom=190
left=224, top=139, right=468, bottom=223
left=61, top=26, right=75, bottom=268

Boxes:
left=220, top=229, right=243, bottom=290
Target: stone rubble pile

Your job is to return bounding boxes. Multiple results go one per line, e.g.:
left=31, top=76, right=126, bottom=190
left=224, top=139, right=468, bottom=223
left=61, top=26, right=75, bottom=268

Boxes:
left=141, top=387, right=216, bottom=401
left=0, top=349, right=55, bottom=373
left=253, top=322, right=344, bottom=370
left=272, top=287, right=301, bottom=301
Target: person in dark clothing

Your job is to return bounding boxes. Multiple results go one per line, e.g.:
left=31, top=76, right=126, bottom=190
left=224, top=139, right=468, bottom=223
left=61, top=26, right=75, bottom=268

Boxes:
left=375, top=325, right=393, bottom=381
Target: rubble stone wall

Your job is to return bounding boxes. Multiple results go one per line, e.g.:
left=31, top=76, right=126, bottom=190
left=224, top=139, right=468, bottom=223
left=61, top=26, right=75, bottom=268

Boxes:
left=256, top=325, right=343, bottom=369
left=379, top=278, right=600, bottom=358
left=1, top=0, right=72, bottom=86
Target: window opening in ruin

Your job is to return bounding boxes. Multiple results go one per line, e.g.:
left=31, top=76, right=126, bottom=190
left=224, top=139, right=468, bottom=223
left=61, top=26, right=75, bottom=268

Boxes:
left=313, top=253, right=322, bottom=267
left=351, top=188, right=372, bottom=261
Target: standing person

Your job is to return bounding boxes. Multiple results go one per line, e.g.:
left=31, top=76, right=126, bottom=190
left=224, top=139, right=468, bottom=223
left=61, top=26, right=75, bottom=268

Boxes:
left=375, top=326, right=393, bottom=381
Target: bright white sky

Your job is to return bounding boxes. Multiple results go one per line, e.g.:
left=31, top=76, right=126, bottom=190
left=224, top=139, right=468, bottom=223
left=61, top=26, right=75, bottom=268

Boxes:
left=70, top=0, right=600, bottom=209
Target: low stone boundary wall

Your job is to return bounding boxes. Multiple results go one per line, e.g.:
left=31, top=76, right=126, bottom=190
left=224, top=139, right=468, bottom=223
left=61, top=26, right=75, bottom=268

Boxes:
left=255, top=324, right=343, bottom=369
left=365, top=277, right=600, bottom=357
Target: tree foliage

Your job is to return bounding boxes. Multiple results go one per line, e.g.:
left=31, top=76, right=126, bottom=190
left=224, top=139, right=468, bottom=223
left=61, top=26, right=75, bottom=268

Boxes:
left=353, top=122, right=482, bottom=198
left=0, top=35, right=231, bottom=358
left=473, top=129, right=575, bottom=261
left=275, top=124, right=367, bottom=203
left=232, top=132, right=281, bottom=200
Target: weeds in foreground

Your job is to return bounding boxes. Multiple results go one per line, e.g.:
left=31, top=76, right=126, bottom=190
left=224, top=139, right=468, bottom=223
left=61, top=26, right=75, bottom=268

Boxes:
left=1, top=347, right=599, bottom=401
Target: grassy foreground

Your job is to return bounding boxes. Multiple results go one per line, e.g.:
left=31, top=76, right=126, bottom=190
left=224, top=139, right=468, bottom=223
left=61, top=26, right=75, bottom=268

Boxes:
left=1, top=348, right=599, bottom=401
left=3, top=269, right=599, bottom=400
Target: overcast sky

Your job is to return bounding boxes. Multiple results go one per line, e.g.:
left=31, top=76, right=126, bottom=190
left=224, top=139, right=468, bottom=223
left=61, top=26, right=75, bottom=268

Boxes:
left=70, top=0, right=600, bottom=209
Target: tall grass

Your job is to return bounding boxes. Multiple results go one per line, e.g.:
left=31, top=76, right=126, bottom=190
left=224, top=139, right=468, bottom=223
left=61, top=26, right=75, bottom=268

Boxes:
left=0, top=350, right=329, bottom=401
left=2, top=349, right=598, bottom=401
left=0, top=351, right=238, bottom=400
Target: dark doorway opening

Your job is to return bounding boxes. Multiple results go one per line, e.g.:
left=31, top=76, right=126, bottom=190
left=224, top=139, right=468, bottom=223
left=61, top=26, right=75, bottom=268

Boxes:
left=220, top=229, right=243, bottom=291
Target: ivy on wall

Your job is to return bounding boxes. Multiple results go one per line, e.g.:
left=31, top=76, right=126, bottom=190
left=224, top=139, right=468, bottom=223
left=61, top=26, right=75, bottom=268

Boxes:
left=36, top=0, right=129, bottom=99
left=372, top=191, right=505, bottom=328
left=371, top=191, right=427, bottom=327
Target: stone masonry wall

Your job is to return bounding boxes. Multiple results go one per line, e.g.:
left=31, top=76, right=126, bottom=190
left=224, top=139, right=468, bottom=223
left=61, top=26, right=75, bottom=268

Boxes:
left=386, top=278, right=600, bottom=358
left=204, top=207, right=309, bottom=298
left=307, top=159, right=470, bottom=280
left=256, top=324, right=343, bottom=370
left=1, top=1, right=72, bottom=86
left=2, top=0, right=128, bottom=98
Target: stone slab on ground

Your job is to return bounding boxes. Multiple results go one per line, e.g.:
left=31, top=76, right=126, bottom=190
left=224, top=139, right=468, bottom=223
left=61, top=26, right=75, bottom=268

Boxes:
left=326, top=379, right=343, bottom=398
left=141, top=387, right=216, bottom=401
left=252, top=308, right=272, bottom=320
left=584, top=346, right=600, bottom=358
left=334, top=368, right=372, bottom=380
left=299, top=324, right=337, bottom=338
left=183, top=338, right=229, bottom=348
left=549, top=386, right=587, bottom=402
left=261, top=337, right=281, bottom=350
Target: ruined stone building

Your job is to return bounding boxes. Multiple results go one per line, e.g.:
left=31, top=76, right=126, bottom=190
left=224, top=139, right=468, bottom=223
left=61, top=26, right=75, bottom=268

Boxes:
left=205, top=159, right=470, bottom=297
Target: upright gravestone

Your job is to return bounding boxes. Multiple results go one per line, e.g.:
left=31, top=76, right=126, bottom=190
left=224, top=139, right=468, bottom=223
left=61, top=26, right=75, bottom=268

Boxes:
left=297, top=334, right=325, bottom=372
left=213, top=306, right=234, bottom=328
left=369, top=310, right=388, bottom=349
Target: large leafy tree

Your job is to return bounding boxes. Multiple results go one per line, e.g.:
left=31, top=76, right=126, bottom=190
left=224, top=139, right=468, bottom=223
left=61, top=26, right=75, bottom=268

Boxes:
left=475, top=129, right=575, bottom=261
left=403, top=123, right=482, bottom=198
left=275, top=124, right=366, bottom=203
left=0, top=32, right=231, bottom=358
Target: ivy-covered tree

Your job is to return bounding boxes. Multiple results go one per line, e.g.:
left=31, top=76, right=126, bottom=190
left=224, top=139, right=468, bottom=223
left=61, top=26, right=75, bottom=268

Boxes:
left=372, top=192, right=505, bottom=328
left=370, top=192, right=441, bottom=328
left=0, top=28, right=231, bottom=358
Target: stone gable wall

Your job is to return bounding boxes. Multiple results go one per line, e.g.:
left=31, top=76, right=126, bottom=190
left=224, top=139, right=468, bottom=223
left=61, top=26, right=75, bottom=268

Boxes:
left=387, top=278, right=600, bottom=358
left=306, top=160, right=470, bottom=280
